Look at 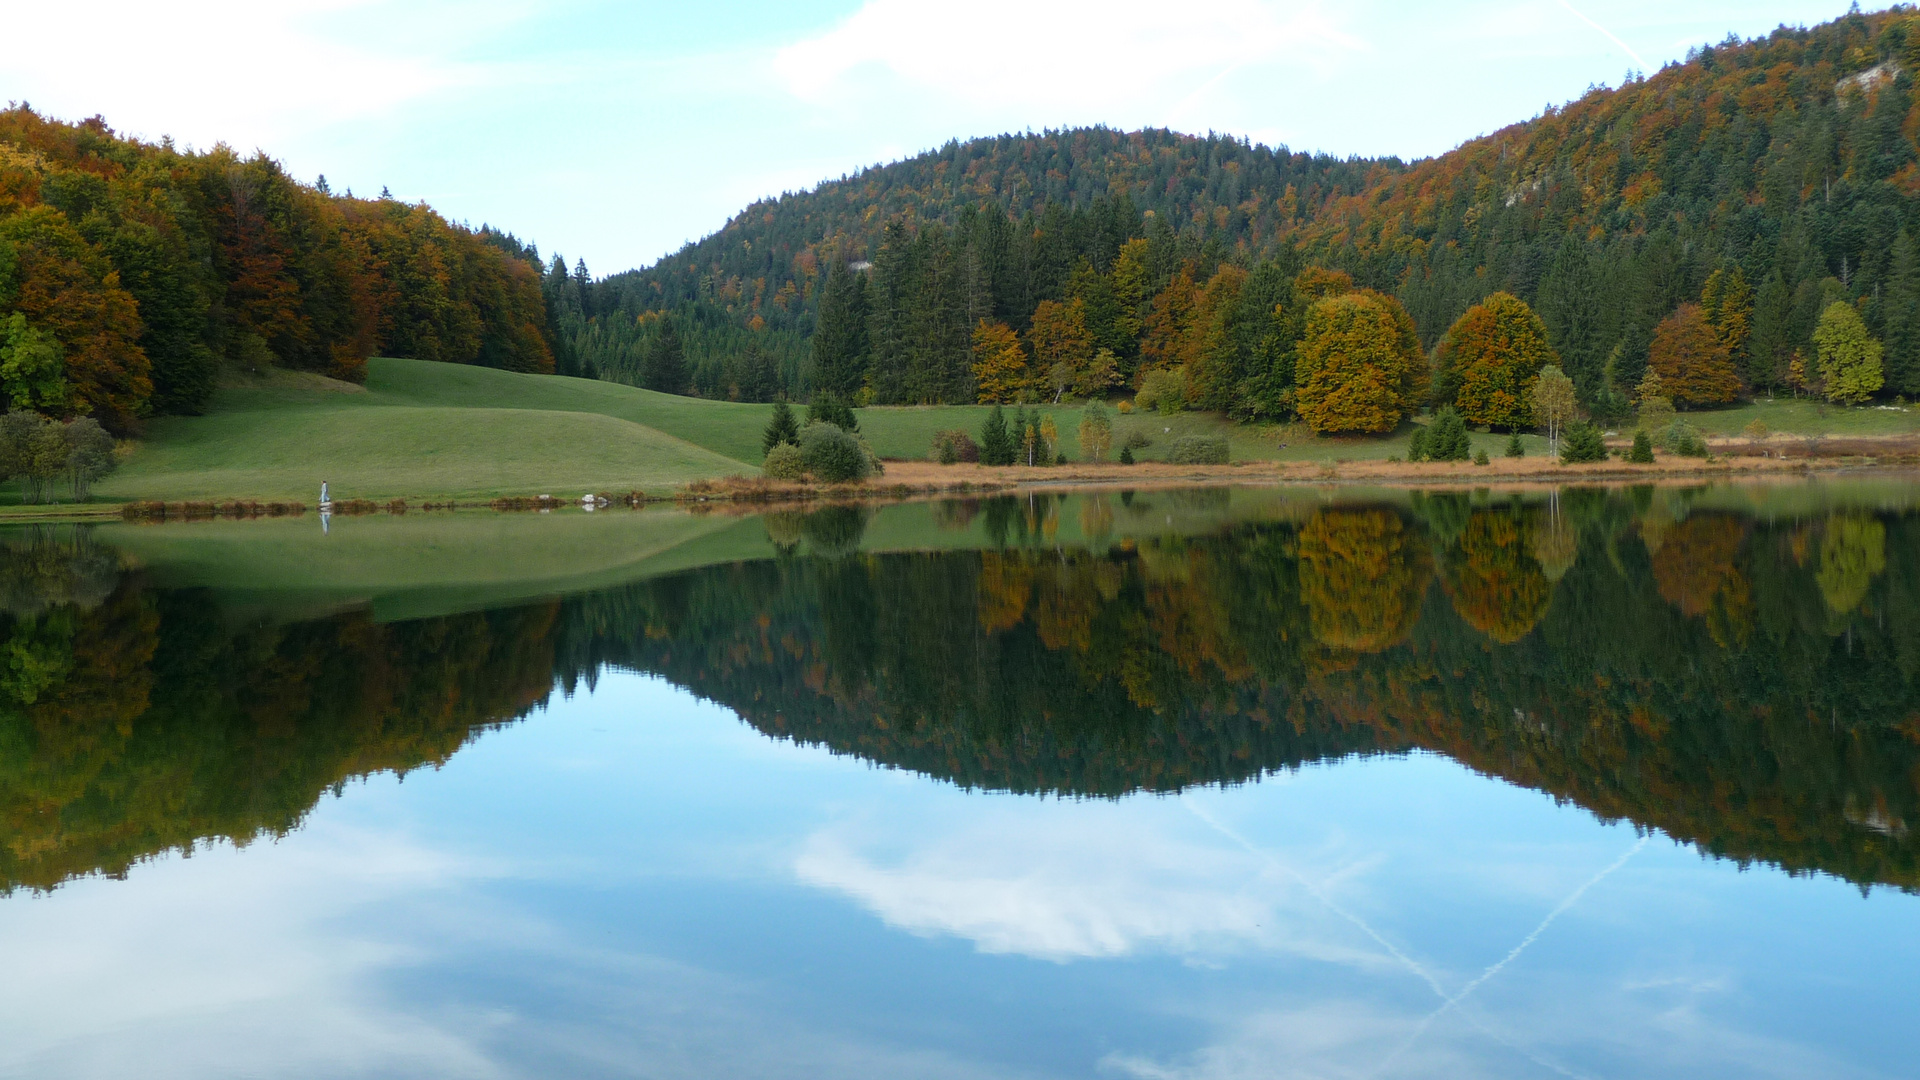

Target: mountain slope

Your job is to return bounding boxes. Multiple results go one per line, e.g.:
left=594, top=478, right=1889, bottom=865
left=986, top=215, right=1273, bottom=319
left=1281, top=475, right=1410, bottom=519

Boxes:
left=577, top=8, right=1920, bottom=406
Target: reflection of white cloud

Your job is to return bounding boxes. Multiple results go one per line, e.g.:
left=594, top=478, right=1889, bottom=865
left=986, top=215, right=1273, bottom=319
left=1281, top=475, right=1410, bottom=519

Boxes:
left=0, top=824, right=511, bottom=1079
left=774, top=0, right=1358, bottom=115
left=793, top=802, right=1389, bottom=966
left=0, top=812, right=1014, bottom=1080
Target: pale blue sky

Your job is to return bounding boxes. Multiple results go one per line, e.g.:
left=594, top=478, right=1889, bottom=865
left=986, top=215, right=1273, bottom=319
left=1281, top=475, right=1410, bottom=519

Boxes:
left=6, top=1, right=1863, bottom=273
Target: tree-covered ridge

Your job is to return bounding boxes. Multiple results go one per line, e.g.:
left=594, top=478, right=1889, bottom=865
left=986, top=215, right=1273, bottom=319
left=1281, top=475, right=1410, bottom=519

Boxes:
left=0, top=107, right=555, bottom=431
left=579, top=8, right=1920, bottom=412
left=563, top=128, right=1391, bottom=397
left=1317, top=7, right=1920, bottom=399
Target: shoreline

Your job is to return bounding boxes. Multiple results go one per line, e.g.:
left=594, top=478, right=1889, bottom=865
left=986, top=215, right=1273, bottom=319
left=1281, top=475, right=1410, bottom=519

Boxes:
left=6, top=447, right=1916, bottom=527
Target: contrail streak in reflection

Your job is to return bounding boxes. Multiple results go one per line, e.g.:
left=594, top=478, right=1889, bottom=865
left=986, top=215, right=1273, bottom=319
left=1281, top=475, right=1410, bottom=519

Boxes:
left=1371, top=833, right=1651, bottom=1078
left=1181, top=796, right=1449, bottom=1001
left=1183, top=790, right=1617, bottom=1080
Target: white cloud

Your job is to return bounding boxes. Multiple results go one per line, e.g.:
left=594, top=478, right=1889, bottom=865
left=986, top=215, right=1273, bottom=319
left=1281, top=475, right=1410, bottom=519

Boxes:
left=3, top=0, right=524, bottom=152
left=773, top=0, right=1359, bottom=120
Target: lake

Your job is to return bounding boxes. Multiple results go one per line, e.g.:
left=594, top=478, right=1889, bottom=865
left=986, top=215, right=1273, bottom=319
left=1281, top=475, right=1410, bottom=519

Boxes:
left=2, top=479, right=1917, bottom=1079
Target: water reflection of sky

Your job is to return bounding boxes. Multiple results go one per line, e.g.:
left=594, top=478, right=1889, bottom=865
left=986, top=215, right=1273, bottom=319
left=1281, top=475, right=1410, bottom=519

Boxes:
left=4, top=672, right=1912, bottom=1079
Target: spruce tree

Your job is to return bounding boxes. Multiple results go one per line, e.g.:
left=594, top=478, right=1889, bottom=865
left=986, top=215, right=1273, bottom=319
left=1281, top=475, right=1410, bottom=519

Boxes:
left=1505, top=432, right=1525, bottom=457
left=812, top=259, right=871, bottom=400
left=980, top=404, right=1011, bottom=465
left=1883, top=231, right=1920, bottom=395
left=1426, top=406, right=1473, bottom=461
left=1628, top=430, right=1655, bottom=463
left=645, top=316, right=686, bottom=394
left=1559, top=422, right=1607, bottom=463
left=808, top=393, right=858, bottom=432
left=763, top=400, right=798, bottom=453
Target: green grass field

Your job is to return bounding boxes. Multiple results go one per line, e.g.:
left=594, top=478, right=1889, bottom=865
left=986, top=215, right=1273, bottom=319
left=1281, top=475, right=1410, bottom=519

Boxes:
left=68, top=358, right=1920, bottom=505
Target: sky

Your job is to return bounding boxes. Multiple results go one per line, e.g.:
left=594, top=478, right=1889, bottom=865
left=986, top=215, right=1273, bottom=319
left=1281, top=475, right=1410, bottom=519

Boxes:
left=2, top=0, right=1865, bottom=275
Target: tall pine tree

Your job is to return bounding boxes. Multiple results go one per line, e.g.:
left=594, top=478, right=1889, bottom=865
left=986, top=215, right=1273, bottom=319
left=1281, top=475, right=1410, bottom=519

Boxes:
left=811, top=258, right=870, bottom=400
left=645, top=315, right=686, bottom=394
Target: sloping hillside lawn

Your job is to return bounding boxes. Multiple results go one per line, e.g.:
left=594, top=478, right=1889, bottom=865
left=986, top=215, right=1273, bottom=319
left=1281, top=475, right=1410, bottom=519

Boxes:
left=94, top=358, right=1920, bottom=503
left=100, top=361, right=751, bottom=502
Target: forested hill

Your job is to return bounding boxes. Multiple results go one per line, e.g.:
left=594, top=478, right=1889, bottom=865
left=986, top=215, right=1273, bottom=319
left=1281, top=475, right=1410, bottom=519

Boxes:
left=1318, top=5, right=1920, bottom=404
left=571, top=7, right=1920, bottom=408
left=0, top=107, right=556, bottom=432
left=558, top=129, right=1397, bottom=391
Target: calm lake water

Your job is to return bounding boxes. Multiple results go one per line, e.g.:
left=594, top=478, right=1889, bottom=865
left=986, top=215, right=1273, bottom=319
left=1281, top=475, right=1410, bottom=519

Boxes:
left=3, top=480, right=1918, bottom=1079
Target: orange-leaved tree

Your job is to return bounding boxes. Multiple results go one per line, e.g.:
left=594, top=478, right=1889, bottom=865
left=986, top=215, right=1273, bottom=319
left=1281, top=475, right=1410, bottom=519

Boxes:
left=1441, top=292, right=1555, bottom=430
left=971, top=319, right=1030, bottom=403
left=1029, top=298, right=1092, bottom=403
left=1293, top=290, right=1423, bottom=434
left=1650, top=303, right=1741, bottom=407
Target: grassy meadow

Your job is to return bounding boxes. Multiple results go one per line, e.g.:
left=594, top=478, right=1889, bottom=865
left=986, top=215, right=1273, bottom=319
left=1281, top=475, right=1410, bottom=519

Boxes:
left=33, top=356, right=1920, bottom=508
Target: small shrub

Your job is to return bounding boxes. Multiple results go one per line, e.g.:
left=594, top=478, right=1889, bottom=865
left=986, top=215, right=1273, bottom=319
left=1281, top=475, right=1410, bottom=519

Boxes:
left=798, top=421, right=870, bottom=482
left=930, top=429, right=979, bottom=464
left=1662, top=421, right=1708, bottom=457
left=1559, top=422, right=1608, bottom=463
left=1504, top=432, right=1525, bottom=458
left=763, top=441, right=805, bottom=480
left=1743, top=418, right=1769, bottom=439
left=1121, top=430, right=1153, bottom=450
left=1166, top=435, right=1229, bottom=464
left=1627, top=430, right=1655, bottom=463
left=1116, top=399, right=1134, bottom=414
left=1473, top=448, right=1490, bottom=466
left=1118, top=445, right=1135, bottom=465
left=1136, top=368, right=1187, bottom=415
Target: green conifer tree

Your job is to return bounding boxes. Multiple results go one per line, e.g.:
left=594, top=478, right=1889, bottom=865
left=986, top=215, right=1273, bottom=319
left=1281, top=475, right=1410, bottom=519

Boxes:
left=644, top=316, right=687, bottom=394
left=980, top=404, right=1012, bottom=465
left=763, top=400, right=798, bottom=453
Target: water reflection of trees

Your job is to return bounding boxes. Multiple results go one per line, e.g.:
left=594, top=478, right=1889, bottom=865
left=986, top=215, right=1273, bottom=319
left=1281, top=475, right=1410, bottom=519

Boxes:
left=5, top=494, right=1920, bottom=896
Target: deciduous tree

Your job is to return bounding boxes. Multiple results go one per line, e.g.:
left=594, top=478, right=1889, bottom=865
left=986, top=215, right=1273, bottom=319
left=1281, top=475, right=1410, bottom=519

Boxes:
left=1649, top=304, right=1741, bottom=407
left=1811, top=302, right=1884, bottom=405
left=1441, top=293, right=1556, bottom=430
left=1293, top=292, right=1422, bottom=434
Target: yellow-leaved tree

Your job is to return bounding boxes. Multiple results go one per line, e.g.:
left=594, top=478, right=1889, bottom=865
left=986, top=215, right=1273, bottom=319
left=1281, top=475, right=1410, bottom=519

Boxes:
left=1029, top=298, right=1092, bottom=403
left=971, top=320, right=1029, bottom=403
left=1293, top=290, right=1424, bottom=434
left=1441, top=292, right=1557, bottom=430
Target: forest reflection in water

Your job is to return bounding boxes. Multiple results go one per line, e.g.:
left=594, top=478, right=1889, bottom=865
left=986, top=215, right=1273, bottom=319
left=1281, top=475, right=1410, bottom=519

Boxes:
left=2, top=480, right=1917, bottom=898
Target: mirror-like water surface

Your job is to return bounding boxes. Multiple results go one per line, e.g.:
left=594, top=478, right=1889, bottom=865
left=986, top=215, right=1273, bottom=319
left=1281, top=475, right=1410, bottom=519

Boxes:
left=3, top=480, right=1918, bottom=1078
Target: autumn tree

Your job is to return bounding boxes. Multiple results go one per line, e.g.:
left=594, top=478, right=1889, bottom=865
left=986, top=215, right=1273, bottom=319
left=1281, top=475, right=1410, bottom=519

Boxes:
left=1530, top=364, right=1579, bottom=457
left=1441, top=293, right=1556, bottom=430
left=1293, top=291, right=1423, bottom=434
left=1077, top=400, right=1113, bottom=462
left=1701, top=267, right=1753, bottom=374
left=1649, top=304, right=1741, bottom=407
left=971, top=319, right=1030, bottom=403
left=1811, top=302, right=1884, bottom=405
left=1029, top=298, right=1092, bottom=403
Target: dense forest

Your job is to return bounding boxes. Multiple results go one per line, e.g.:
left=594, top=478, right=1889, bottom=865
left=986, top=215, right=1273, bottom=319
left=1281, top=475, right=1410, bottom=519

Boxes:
left=4, top=488, right=1918, bottom=894
left=571, top=7, right=1920, bottom=419
left=0, top=107, right=556, bottom=432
